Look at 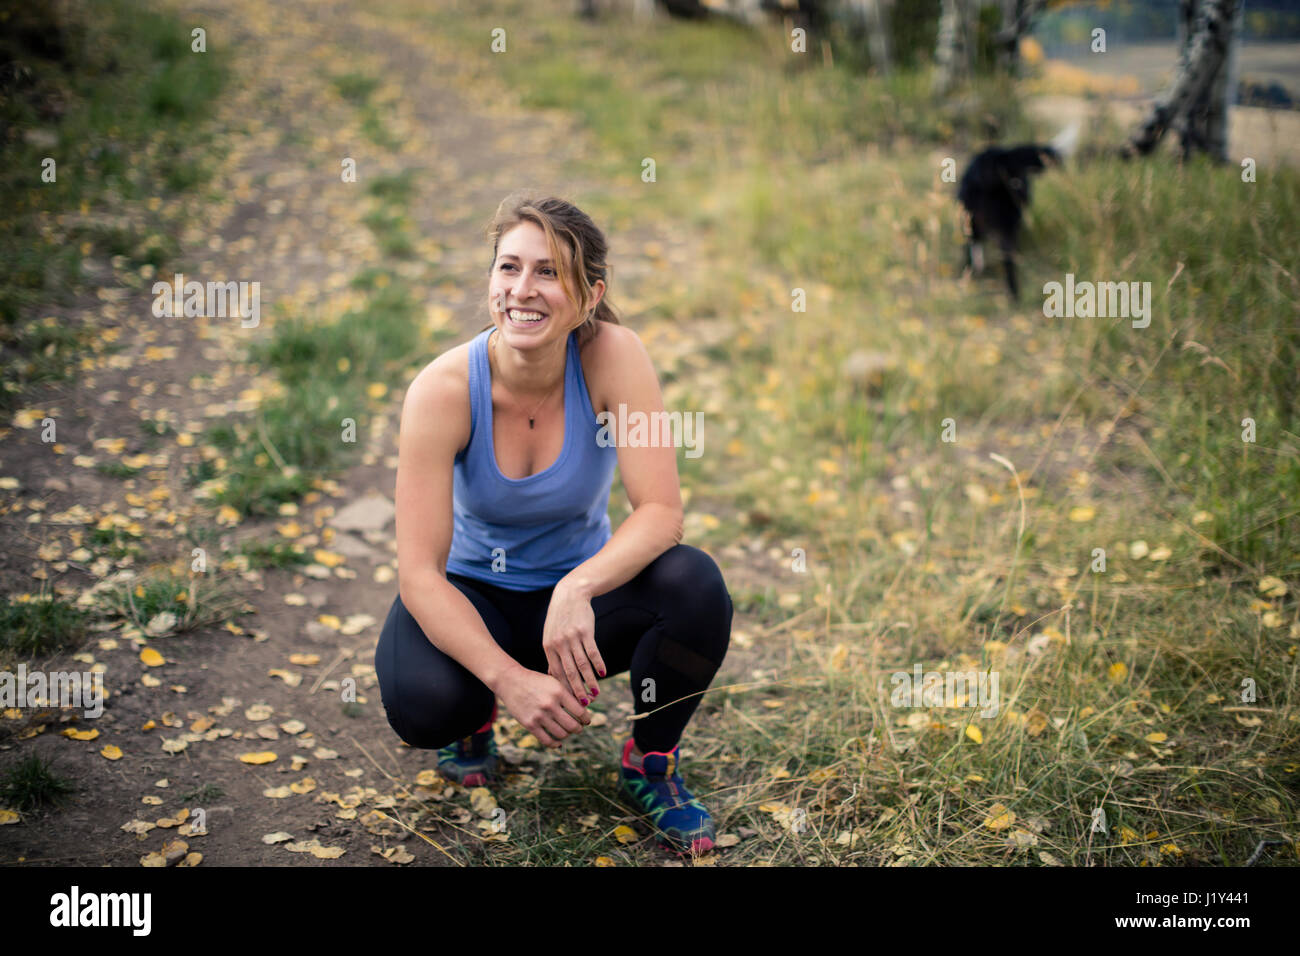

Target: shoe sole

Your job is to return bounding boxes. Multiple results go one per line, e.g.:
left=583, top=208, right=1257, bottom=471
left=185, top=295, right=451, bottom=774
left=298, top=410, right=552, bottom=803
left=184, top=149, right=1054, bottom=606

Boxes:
left=437, top=757, right=499, bottom=788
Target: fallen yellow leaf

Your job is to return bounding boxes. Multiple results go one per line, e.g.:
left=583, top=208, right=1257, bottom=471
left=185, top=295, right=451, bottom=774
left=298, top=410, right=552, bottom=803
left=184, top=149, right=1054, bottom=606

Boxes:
left=239, top=751, right=278, bottom=765
left=1025, top=708, right=1048, bottom=737
left=983, top=804, right=1016, bottom=831
left=140, top=647, right=165, bottom=667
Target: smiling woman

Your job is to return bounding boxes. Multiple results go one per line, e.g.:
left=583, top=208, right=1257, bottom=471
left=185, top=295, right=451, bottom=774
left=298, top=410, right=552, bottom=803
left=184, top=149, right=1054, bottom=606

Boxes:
left=373, top=192, right=735, bottom=856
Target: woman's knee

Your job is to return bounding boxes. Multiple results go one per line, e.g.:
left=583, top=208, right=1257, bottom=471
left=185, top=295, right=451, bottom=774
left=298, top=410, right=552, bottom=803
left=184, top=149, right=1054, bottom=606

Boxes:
left=651, top=544, right=731, bottom=612
left=374, top=595, right=494, bottom=749
left=390, top=682, right=493, bottom=750
left=646, top=544, right=733, bottom=655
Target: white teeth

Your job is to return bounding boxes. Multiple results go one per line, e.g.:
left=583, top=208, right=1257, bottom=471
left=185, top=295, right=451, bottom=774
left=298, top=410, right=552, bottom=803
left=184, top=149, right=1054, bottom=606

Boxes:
left=508, top=309, right=546, bottom=323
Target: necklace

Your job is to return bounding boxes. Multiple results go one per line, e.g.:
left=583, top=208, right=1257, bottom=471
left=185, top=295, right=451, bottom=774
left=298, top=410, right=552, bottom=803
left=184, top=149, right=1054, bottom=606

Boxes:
left=490, top=329, right=562, bottom=429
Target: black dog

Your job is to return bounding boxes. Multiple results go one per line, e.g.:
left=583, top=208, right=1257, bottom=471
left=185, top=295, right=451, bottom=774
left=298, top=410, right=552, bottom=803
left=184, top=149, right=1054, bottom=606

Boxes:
left=958, top=144, right=1061, bottom=301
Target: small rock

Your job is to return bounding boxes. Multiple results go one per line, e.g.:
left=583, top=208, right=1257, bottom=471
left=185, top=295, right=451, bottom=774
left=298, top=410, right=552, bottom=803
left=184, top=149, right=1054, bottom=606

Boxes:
left=331, top=493, right=395, bottom=533
left=161, top=839, right=189, bottom=865
left=329, top=533, right=380, bottom=561
left=303, top=622, right=335, bottom=641
left=43, top=477, right=69, bottom=493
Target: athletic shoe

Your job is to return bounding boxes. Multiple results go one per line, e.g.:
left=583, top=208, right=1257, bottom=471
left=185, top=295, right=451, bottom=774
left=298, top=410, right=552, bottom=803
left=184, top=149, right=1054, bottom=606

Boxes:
left=617, top=737, right=716, bottom=854
left=436, top=704, right=498, bottom=787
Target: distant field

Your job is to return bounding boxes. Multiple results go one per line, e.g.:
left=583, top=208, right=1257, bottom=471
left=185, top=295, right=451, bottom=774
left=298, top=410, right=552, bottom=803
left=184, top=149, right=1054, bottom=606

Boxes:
left=1028, top=40, right=1300, bottom=168
left=1043, top=40, right=1300, bottom=100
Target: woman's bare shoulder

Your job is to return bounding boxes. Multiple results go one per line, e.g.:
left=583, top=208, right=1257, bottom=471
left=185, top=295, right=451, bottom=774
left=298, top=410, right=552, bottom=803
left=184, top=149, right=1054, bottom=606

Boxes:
left=401, top=338, right=473, bottom=451
left=580, top=322, right=653, bottom=412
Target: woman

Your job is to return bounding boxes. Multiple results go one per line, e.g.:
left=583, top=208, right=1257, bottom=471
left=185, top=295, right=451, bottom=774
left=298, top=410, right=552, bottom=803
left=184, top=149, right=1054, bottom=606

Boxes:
left=374, top=193, right=734, bottom=856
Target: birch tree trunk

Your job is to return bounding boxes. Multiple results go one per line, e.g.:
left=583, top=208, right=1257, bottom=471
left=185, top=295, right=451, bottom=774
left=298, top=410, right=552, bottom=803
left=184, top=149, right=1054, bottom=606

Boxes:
left=933, top=0, right=965, bottom=94
left=1124, top=0, right=1242, bottom=160
left=861, top=0, right=893, bottom=75
left=1178, top=0, right=1245, bottom=161
left=995, top=0, right=1048, bottom=74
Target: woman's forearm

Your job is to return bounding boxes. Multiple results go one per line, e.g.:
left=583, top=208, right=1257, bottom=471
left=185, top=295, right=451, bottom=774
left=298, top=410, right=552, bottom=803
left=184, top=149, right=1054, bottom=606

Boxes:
left=558, top=502, right=684, bottom=602
left=399, top=569, right=526, bottom=693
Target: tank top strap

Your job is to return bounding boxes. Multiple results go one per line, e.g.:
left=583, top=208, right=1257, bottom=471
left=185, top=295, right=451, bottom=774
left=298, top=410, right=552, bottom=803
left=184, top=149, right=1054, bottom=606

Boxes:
left=460, top=327, right=492, bottom=463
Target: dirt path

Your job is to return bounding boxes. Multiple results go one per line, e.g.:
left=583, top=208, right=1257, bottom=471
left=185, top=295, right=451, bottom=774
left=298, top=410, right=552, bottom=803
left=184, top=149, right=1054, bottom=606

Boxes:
left=0, top=0, right=779, bottom=867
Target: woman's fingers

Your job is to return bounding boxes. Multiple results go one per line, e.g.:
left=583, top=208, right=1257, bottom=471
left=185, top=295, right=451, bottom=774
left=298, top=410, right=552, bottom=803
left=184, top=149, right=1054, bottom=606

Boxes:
left=570, top=644, right=601, bottom=700
left=537, top=716, right=566, bottom=747
left=539, top=708, right=581, bottom=744
left=559, top=647, right=594, bottom=704
left=580, top=634, right=607, bottom=686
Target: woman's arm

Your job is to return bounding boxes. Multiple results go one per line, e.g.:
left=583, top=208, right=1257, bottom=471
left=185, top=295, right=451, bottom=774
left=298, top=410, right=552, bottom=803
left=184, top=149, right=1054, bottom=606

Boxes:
left=541, top=326, right=687, bottom=701
left=394, top=356, right=521, bottom=694
left=557, top=324, right=685, bottom=604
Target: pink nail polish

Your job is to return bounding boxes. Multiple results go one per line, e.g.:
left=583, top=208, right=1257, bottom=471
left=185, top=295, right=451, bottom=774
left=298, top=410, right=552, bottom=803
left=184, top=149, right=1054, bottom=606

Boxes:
left=580, top=698, right=588, bottom=706
left=591, top=688, right=599, bottom=697
left=598, top=669, right=606, bottom=677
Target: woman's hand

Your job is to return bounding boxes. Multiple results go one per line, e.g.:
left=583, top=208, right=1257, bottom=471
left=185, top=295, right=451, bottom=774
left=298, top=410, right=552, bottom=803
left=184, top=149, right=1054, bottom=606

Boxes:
left=495, top=668, right=591, bottom=749
left=542, top=583, right=606, bottom=706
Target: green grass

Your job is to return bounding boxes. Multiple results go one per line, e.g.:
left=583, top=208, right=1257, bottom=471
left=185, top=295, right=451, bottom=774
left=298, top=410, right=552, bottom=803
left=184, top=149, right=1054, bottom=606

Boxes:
left=94, top=461, right=141, bottom=480
left=238, top=539, right=310, bottom=570
left=0, top=0, right=228, bottom=410
left=0, top=754, right=76, bottom=815
left=330, top=70, right=399, bottom=148
left=99, top=569, right=246, bottom=636
left=0, top=594, right=90, bottom=660
left=180, top=782, right=225, bottom=803
left=87, top=524, right=143, bottom=559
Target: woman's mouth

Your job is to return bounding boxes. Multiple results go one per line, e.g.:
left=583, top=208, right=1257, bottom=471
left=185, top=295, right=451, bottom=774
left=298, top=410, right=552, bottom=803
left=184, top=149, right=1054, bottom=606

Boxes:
left=506, top=308, right=548, bottom=328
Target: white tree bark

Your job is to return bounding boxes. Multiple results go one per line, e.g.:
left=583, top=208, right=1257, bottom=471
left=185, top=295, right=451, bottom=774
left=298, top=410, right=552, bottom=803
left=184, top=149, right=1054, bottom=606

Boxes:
left=933, top=0, right=965, bottom=94
left=1125, top=0, right=1242, bottom=160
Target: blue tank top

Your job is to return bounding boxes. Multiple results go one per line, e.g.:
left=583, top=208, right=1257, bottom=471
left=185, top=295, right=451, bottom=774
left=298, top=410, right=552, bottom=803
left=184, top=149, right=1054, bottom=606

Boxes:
left=445, top=326, right=618, bottom=591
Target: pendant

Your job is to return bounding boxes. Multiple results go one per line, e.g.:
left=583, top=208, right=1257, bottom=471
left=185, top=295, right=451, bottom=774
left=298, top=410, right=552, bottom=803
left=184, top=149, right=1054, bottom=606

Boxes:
left=529, top=418, right=535, bottom=429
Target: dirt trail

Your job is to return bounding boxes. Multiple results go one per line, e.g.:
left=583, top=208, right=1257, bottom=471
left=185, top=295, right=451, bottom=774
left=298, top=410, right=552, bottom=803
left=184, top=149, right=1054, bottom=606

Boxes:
left=0, top=0, right=777, bottom=866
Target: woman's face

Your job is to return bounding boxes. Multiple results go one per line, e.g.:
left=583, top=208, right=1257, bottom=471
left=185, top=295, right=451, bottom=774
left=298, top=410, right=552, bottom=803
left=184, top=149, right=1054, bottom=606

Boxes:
left=489, top=220, right=602, bottom=352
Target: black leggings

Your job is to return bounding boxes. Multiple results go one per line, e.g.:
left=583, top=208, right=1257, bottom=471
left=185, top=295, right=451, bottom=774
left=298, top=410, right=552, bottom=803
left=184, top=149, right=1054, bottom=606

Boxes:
left=374, top=543, right=733, bottom=754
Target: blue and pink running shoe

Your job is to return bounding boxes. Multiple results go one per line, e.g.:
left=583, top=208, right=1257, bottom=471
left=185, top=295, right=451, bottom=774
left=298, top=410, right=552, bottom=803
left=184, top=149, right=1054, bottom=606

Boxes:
left=617, top=737, right=716, bottom=855
left=436, top=704, right=499, bottom=787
